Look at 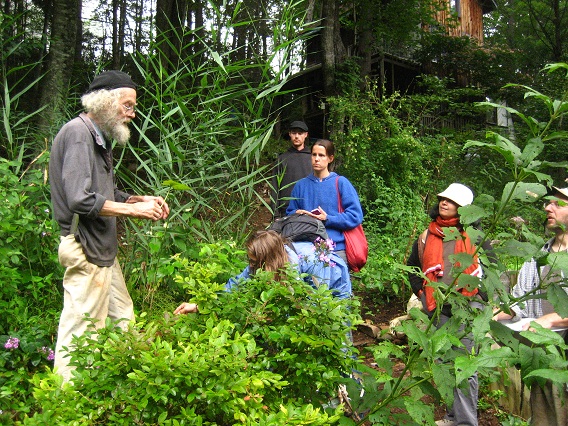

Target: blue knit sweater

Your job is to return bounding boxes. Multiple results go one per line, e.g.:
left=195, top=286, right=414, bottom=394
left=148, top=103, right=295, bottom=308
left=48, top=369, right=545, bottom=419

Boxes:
left=286, top=172, right=363, bottom=251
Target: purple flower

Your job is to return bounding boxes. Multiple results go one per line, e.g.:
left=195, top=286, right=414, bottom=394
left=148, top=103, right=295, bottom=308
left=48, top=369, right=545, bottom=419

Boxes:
left=4, top=337, right=19, bottom=350
left=325, top=239, right=336, bottom=251
left=40, top=346, right=55, bottom=361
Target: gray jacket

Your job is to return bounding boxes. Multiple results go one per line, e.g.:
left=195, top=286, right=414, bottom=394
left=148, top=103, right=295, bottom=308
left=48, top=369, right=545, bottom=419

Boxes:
left=49, top=113, right=131, bottom=266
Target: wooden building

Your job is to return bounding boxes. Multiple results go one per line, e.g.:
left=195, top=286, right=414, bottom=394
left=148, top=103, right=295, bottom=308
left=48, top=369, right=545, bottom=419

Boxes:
left=438, top=0, right=497, bottom=42
left=279, top=0, right=497, bottom=138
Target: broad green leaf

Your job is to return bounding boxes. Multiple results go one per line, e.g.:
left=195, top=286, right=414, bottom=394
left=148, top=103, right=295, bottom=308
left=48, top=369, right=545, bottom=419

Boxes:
left=525, top=368, right=568, bottom=385
left=545, top=252, right=568, bottom=272
left=501, top=182, right=547, bottom=205
left=402, top=321, right=430, bottom=354
left=489, top=320, right=520, bottom=352
left=455, top=355, right=477, bottom=384
left=547, top=283, right=568, bottom=319
left=471, top=307, right=493, bottom=343
left=451, top=252, right=476, bottom=272
left=457, top=204, right=486, bottom=226
left=543, top=63, right=568, bottom=76
left=476, top=345, right=517, bottom=369
left=542, top=131, right=568, bottom=142
left=520, top=137, right=543, bottom=165
left=519, top=323, right=566, bottom=347
left=494, top=240, right=540, bottom=261
left=404, top=397, right=436, bottom=425
left=466, top=132, right=520, bottom=168
left=431, top=363, right=454, bottom=404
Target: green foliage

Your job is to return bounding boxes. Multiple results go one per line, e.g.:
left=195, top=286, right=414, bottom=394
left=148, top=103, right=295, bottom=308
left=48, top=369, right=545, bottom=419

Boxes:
left=22, top=252, right=358, bottom=424
left=328, top=84, right=427, bottom=197
left=0, top=159, right=60, bottom=334
left=0, top=159, right=59, bottom=423
left=0, top=13, right=47, bottom=166
left=331, top=64, right=568, bottom=424
left=111, top=8, right=311, bottom=303
left=0, top=329, right=54, bottom=423
left=174, top=253, right=361, bottom=405
left=353, top=178, right=425, bottom=300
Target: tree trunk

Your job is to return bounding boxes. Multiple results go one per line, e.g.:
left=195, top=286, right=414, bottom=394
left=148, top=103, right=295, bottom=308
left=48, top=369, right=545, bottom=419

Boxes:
left=37, top=0, right=80, bottom=136
left=155, top=0, right=187, bottom=72
left=119, top=0, right=126, bottom=64
left=321, top=0, right=336, bottom=97
left=112, top=0, right=119, bottom=68
left=74, top=0, right=82, bottom=62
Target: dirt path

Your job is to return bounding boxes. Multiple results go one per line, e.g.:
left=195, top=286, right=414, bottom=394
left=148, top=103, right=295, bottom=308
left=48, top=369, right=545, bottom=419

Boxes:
left=353, top=291, right=503, bottom=425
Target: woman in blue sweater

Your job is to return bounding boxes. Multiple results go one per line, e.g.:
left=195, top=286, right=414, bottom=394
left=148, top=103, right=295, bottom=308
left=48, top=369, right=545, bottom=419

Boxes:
left=286, top=139, right=363, bottom=266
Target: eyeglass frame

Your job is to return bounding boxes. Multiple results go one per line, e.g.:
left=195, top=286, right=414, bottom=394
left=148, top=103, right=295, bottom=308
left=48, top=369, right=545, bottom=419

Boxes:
left=543, top=196, right=568, bottom=208
left=121, top=103, right=136, bottom=112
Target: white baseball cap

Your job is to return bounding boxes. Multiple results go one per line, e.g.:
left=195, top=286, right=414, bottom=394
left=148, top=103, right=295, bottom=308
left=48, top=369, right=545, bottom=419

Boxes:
left=437, top=183, right=474, bottom=207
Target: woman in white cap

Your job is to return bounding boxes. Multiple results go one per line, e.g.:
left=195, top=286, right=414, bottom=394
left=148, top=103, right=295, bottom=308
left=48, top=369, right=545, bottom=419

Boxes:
left=407, top=183, right=484, bottom=426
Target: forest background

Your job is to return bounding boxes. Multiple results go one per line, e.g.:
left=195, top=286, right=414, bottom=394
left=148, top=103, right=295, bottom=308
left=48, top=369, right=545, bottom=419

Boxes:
left=3, top=0, right=568, bottom=424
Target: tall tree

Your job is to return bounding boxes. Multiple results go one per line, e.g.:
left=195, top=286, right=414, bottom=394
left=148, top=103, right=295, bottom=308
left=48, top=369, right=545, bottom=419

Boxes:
left=155, top=0, right=188, bottom=72
left=321, top=0, right=346, bottom=96
left=38, top=0, right=81, bottom=135
left=485, top=0, right=568, bottom=67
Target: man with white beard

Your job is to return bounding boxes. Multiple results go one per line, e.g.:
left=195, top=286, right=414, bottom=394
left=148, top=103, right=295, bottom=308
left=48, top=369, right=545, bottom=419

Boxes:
left=49, top=70, right=170, bottom=381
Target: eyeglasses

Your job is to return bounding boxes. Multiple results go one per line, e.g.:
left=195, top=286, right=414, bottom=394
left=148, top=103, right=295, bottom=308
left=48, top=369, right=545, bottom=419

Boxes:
left=543, top=198, right=568, bottom=208
left=122, top=104, right=135, bottom=112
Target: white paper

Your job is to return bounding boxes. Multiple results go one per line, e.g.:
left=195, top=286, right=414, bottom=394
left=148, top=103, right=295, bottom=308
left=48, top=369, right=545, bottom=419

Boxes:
left=500, top=317, right=568, bottom=333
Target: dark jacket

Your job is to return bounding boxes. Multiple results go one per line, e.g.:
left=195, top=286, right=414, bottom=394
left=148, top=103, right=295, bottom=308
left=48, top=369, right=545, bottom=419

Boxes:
left=271, top=146, right=312, bottom=218
left=49, top=113, right=131, bottom=266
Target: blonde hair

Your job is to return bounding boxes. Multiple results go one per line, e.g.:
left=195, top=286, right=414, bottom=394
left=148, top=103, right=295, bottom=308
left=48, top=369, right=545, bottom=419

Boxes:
left=246, top=230, right=289, bottom=278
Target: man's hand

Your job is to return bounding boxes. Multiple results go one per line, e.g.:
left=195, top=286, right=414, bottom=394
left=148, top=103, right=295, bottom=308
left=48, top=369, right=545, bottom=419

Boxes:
left=522, top=313, right=568, bottom=331
left=126, top=196, right=170, bottom=220
left=100, top=196, right=170, bottom=220
left=174, top=302, right=198, bottom=315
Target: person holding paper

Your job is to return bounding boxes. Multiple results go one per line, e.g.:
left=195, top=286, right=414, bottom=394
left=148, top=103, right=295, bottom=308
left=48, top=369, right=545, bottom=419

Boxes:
left=494, top=186, right=568, bottom=425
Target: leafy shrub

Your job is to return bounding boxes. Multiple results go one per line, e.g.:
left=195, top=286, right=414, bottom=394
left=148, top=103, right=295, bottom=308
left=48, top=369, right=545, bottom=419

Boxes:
left=22, top=250, right=360, bottom=424
left=0, top=159, right=61, bottom=335
left=0, top=328, right=54, bottom=422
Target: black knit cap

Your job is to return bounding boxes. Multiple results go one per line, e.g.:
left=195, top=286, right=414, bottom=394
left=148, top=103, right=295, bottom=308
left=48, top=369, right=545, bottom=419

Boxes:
left=87, top=70, right=138, bottom=93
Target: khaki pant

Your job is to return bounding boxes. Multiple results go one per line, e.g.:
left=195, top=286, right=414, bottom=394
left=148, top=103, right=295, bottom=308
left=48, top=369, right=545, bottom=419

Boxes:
left=54, top=235, right=134, bottom=382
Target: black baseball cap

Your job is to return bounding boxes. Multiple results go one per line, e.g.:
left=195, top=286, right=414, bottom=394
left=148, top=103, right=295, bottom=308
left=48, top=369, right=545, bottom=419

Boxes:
left=289, top=121, right=308, bottom=132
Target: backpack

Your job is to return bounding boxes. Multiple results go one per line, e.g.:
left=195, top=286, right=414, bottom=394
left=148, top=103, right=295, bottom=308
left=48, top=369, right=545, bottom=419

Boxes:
left=268, top=213, right=329, bottom=242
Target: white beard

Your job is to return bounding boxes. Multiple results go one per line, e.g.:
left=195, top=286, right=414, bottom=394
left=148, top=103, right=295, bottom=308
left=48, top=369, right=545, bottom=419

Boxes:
left=99, top=116, right=131, bottom=146
left=108, top=121, right=131, bottom=146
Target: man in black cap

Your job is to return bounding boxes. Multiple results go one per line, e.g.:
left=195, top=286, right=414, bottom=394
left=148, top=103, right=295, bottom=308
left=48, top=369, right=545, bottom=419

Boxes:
left=49, top=70, right=170, bottom=381
left=271, top=120, right=312, bottom=218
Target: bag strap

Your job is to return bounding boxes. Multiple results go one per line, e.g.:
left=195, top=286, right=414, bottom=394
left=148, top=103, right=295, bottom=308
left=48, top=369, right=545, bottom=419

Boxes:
left=417, top=229, right=428, bottom=266
left=335, top=176, right=344, bottom=213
